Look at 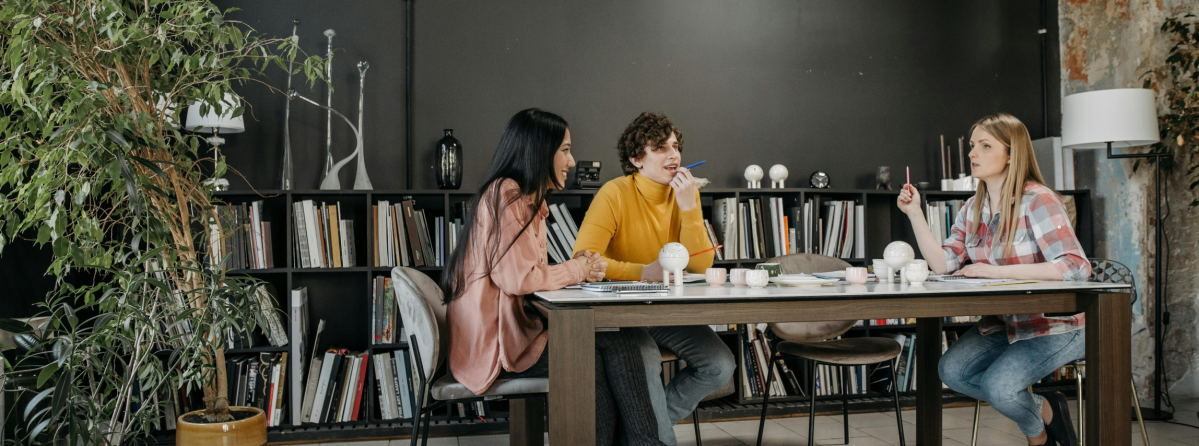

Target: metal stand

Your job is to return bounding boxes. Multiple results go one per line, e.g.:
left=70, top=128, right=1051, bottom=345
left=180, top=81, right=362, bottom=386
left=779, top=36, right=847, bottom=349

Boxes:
left=1105, top=141, right=1173, bottom=421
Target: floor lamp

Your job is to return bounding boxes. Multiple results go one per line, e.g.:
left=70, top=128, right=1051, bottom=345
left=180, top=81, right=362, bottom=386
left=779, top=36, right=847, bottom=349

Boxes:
left=1062, top=87, right=1172, bottom=421
left=186, top=92, right=245, bottom=191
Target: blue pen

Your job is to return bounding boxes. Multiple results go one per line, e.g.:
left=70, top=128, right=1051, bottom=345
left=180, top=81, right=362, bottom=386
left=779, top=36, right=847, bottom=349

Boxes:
left=682, top=161, right=706, bottom=170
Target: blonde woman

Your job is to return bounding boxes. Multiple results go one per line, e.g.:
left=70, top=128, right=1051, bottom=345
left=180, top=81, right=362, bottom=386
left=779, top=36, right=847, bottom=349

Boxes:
left=896, top=113, right=1089, bottom=446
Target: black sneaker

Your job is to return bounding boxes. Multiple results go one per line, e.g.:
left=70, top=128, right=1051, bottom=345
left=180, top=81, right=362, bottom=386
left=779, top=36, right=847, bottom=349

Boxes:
left=1043, top=392, right=1078, bottom=446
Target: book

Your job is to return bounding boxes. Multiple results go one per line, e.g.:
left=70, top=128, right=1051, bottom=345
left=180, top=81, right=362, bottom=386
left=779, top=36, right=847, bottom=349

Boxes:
left=415, top=210, right=435, bottom=267
left=290, top=287, right=310, bottom=425
left=395, top=349, right=415, bottom=418
left=401, top=200, right=425, bottom=267
left=351, top=353, right=369, bottom=421
left=374, top=352, right=397, bottom=420
left=310, top=350, right=337, bottom=423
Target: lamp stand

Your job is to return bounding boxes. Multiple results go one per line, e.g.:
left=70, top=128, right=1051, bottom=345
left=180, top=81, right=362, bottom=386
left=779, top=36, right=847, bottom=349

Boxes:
left=1105, top=141, right=1172, bottom=421
left=204, top=129, right=230, bottom=191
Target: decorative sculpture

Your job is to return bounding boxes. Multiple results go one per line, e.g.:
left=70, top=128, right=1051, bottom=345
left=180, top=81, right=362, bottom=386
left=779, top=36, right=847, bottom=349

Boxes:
left=658, top=242, right=690, bottom=287
left=352, top=60, right=372, bottom=189
left=769, top=164, right=789, bottom=188
left=321, top=29, right=336, bottom=183
left=744, top=165, right=763, bottom=189
left=876, top=166, right=892, bottom=190
left=280, top=19, right=299, bottom=190
left=883, top=241, right=916, bottom=282
left=289, top=90, right=365, bottom=190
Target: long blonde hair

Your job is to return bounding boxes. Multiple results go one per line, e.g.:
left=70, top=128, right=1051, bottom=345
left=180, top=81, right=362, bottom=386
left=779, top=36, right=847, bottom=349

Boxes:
left=969, top=113, right=1048, bottom=259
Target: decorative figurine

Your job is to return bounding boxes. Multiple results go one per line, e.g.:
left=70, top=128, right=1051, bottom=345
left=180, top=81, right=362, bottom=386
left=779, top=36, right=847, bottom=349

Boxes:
left=658, top=242, right=690, bottom=287
left=280, top=19, right=299, bottom=190
left=288, top=90, right=365, bottom=191
left=769, top=164, right=789, bottom=188
left=876, top=166, right=892, bottom=190
left=809, top=171, right=830, bottom=189
left=321, top=29, right=336, bottom=184
left=744, top=165, right=763, bottom=189
left=352, top=60, right=372, bottom=190
left=883, top=241, right=915, bottom=282
left=695, top=177, right=710, bottom=189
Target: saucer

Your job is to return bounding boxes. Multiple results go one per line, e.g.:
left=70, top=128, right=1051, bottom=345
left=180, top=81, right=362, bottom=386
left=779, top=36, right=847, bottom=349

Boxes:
left=769, top=277, right=838, bottom=287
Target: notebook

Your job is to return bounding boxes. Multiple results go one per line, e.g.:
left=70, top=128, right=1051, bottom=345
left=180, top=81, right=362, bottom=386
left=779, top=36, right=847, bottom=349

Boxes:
left=581, top=282, right=669, bottom=292
left=926, top=275, right=1040, bottom=286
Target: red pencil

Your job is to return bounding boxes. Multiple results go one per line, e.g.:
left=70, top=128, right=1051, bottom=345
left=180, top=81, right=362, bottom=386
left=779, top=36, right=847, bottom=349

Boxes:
left=690, top=245, right=723, bottom=257
left=906, top=166, right=910, bottom=185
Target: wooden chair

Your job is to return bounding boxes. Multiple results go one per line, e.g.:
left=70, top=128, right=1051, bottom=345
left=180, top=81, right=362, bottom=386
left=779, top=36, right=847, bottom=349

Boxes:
left=755, top=254, right=907, bottom=446
left=968, top=258, right=1150, bottom=446
left=659, top=347, right=736, bottom=445
left=392, top=267, right=549, bottom=446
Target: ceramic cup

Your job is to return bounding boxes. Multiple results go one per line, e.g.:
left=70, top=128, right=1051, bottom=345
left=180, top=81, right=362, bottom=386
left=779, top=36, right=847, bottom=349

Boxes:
left=705, top=268, right=728, bottom=286
left=872, top=259, right=893, bottom=283
left=755, top=263, right=782, bottom=277
left=845, top=267, right=868, bottom=285
left=904, top=261, right=929, bottom=285
left=745, top=270, right=770, bottom=288
left=729, top=268, right=751, bottom=286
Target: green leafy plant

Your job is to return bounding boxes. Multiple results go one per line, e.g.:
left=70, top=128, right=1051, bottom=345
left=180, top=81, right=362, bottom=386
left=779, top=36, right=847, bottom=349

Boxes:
left=1142, top=14, right=1199, bottom=205
left=0, top=0, right=324, bottom=443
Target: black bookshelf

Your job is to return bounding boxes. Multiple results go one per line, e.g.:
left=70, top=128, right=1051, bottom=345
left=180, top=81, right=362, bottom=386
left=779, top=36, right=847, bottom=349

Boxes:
left=208, top=187, right=1093, bottom=434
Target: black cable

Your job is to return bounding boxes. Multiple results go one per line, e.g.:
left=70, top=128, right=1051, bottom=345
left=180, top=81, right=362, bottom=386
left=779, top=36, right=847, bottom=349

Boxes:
left=1158, top=160, right=1175, bottom=415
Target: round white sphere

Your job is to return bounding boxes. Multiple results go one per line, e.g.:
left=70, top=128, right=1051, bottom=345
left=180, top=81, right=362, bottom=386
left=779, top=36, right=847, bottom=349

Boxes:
left=744, top=165, right=764, bottom=182
left=658, top=242, right=690, bottom=271
left=882, top=241, right=916, bottom=269
left=769, top=164, right=789, bottom=183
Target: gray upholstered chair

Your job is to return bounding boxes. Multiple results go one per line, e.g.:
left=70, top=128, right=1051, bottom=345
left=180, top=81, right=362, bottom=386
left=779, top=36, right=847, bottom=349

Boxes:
left=659, top=347, right=736, bottom=445
left=755, top=254, right=906, bottom=446
left=967, top=258, right=1150, bottom=446
left=392, top=267, right=548, bottom=446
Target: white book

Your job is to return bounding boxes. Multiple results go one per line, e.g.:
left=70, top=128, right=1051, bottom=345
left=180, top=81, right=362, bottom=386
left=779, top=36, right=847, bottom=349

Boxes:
left=546, top=233, right=565, bottom=264
left=268, top=361, right=281, bottom=425
left=855, top=205, right=866, bottom=259
left=558, top=203, right=580, bottom=239
left=343, top=355, right=362, bottom=422
left=436, top=217, right=444, bottom=266
left=738, top=203, right=749, bottom=259
left=802, top=201, right=811, bottom=254
left=550, top=222, right=573, bottom=259
left=377, top=201, right=389, bottom=267
left=841, top=203, right=855, bottom=258
left=393, top=203, right=410, bottom=267
left=302, top=201, right=323, bottom=268
left=822, top=202, right=838, bottom=257
left=377, top=352, right=397, bottom=419
left=251, top=201, right=266, bottom=269
left=394, top=351, right=414, bottom=419
left=290, top=287, right=309, bottom=425
left=309, top=350, right=336, bottom=423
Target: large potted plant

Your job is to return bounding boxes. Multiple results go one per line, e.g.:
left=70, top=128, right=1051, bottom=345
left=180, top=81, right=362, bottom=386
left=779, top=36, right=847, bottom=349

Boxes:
left=0, top=1, right=324, bottom=444
left=1142, top=14, right=1198, bottom=203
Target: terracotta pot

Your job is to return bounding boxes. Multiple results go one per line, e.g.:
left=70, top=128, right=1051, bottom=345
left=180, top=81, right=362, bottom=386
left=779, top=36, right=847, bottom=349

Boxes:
left=175, top=406, right=266, bottom=446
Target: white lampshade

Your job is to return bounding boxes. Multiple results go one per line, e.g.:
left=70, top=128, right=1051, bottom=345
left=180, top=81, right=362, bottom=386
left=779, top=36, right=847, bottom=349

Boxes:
left=185, top=92, right=245, bottom=134
left=1061, top=88, right=1159, bottom=149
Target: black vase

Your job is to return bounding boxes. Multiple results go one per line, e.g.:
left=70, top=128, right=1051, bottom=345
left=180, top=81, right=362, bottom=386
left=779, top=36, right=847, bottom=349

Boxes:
left=436, top=129, right=463, bottom=190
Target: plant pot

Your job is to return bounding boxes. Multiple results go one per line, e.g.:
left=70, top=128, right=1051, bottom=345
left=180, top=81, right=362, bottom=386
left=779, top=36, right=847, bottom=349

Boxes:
left=175, top=406, right=266, bottom=446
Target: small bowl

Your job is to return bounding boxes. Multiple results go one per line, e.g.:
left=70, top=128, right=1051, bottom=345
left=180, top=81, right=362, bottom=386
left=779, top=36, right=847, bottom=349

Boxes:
left=915, top=181, right=932, bottom=190
left=729, top=268, right=750, bottom=286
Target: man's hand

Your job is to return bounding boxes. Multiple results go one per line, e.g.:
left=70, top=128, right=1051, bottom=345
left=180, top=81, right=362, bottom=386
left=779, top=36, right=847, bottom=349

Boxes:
left=640, top=259, right=670, bottom=283
left=954, top=263, right=1005, bottom=279
left=670, top=167, right=698, bottom=212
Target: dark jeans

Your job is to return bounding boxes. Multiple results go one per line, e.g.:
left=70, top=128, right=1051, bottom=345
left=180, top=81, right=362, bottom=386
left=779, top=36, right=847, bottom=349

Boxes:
left=500, top=328, right=663, bottom=446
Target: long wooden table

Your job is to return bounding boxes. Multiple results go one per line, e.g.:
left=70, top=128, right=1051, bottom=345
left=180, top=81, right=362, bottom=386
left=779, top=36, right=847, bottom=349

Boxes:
left=509, top=281, right=1131, bottom=446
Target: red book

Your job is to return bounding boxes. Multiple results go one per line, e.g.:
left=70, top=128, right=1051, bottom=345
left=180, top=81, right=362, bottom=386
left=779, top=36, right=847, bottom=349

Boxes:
left=351, top=353, right=369, bottom=420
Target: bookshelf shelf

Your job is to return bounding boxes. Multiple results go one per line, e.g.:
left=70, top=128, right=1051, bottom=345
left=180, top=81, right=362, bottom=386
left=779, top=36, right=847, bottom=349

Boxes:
left=199, top=187, right=1092, bottom=437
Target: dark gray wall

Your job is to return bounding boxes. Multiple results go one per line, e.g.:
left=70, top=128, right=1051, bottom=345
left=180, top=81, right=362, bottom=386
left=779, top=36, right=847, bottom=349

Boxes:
left=215, top=0, right=1054, bottom=192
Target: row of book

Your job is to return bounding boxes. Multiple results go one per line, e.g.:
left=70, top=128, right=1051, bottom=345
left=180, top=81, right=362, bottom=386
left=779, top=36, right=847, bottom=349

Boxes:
left=545, top=203, right=582, bottom=264
left=210, top=202, right=276, bottom=270
left=926, top=200, right=966, bottom=244
left=710, top=197, right=866, bottom=261
left=293, top=200, right=358, bottom=268
left=371, top=277, right=398, bottom=345
left=854, top=316, right=982, bottom=327
left=299, top=350, right=370, bottom=424
left=225, top=352, right=290, bottom=426
left=373, top=199, right=441, bottom=268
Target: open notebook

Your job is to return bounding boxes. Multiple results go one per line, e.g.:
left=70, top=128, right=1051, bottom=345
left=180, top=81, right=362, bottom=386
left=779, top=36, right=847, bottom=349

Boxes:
left=926, top=275, right=1041, bottom=286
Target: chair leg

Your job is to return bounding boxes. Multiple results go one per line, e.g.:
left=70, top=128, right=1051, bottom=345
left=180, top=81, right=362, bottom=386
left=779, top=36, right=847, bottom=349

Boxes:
left=841, top=366, right=849, bottom=444
left=808, top=360, right=817, bottom=446
left=971, top=399, right=980, bottom=446
left=409, top=405, right=424, bottom=446
left=756, top=353, right=778, bottom=446
left=1131, top=378, right=1150, bottom=446
left=692, top=409, right=702, bottom=446
left=1075, top=364, right=1084, bottom=445
left=889, top=359, right=906, bottom=446
left=421, top=404, right=433, bottom=446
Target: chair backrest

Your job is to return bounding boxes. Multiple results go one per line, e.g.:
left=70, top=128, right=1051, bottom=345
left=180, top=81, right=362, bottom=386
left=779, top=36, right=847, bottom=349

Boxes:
left=391, top=267, right=449, bottom=381
left=765, top=254, right=858, bottom=343
left=1088, top=258, right=1139, bottom=304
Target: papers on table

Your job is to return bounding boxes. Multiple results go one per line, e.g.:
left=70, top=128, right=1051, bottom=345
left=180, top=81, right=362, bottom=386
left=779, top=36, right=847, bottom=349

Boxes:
left=812, top=271, right=877, bottom=280
left=926, top=275, right=1041, bottom=286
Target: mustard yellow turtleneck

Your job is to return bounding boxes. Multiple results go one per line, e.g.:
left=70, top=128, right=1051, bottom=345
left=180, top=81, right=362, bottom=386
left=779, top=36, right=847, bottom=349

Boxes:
left=572, top=173, right=715, bottom=281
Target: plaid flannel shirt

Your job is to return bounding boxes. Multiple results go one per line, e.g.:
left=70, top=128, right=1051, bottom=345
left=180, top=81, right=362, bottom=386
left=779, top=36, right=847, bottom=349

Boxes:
left=942, top=182, right=1091, bottom=343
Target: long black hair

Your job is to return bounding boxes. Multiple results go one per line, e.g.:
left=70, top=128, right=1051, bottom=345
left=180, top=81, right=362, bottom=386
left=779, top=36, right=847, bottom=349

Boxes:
left=441, top=108, right=569, bottom=302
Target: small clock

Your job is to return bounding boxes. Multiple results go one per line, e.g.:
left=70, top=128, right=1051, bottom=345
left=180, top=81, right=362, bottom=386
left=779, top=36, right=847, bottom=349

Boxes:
left=809, top=171, right=830, bottom=189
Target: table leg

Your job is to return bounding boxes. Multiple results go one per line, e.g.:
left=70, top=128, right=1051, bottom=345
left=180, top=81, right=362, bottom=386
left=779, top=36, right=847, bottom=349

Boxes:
left=509, top=398, right=544, bottom=446
left=1083, top=293, right=1131, bottom=446
left=916, top=317, right=943, bottom=446
left=547, top=305, right=595, bottom=445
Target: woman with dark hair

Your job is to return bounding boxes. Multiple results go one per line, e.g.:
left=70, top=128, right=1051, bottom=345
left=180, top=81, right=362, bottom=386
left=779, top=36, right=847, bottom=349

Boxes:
left=573, top=112, right=735, bottom=445
left=442, top=108, right=662, bottom=445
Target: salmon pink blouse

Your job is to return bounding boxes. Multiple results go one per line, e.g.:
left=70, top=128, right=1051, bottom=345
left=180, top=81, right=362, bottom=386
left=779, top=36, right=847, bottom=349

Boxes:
left=447, top=180, right=584, bottom=395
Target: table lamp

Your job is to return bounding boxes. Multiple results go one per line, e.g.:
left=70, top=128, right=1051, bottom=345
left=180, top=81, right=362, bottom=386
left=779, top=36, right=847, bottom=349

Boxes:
left=186, top=92, right=245, bottom=190
left=1062, top=87, right=1169, bottom=420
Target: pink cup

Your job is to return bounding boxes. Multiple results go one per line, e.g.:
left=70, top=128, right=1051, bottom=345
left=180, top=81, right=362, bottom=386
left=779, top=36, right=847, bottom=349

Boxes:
left=729, top=268, right=750, bottom=286
left=705, top=268, right=727, bottom=286
left=845, top=267, right=869, bottom=285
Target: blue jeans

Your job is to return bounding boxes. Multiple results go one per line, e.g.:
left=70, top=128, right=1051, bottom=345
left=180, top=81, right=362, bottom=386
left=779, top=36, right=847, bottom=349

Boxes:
left=938, top=326, right=1085, bottom=437
left=633, top=326, right=737, bottom=445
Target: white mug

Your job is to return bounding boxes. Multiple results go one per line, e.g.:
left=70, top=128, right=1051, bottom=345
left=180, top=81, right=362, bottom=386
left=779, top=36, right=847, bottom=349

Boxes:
left=904, top=262, right=929, bottom=285
left=745, top=270, right=770, bottom=288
